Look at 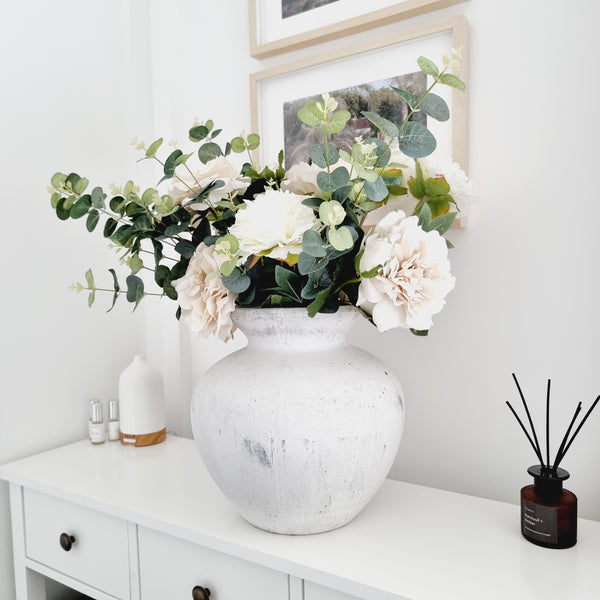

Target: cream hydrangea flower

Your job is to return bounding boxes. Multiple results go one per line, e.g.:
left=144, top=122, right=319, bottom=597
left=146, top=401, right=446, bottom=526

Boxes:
left=169, top=156, right=249, bottom=209
left=173, top=243, right=237, bottom=341
left=229, top=189, right=319, bottom=261
left=357, top=210, right=455, bottom=332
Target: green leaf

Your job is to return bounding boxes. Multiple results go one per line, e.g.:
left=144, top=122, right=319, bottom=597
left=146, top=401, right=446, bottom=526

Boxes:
left=222, top=269, right=251, bottom=293
left=129, top=254, right=143, bottom=275
left=398, top=121, right=436, bottom=158
left=126, top=275, right=144, bottom=309
left=298, top=101, right=321, bottom=126
left=247, top=133, right=260, bottom=150
left=302, top=230, right=327, bottom=258
left=418, top=56, right=439, bottom=77
left=132, top=214, right=153, bottom=232
left=198, top=142, right=222, bottom=164
left=88, top=290, right=96, bottom=308
left=107, top=268, right=120, bottom=312
left=298, top=252, right=329, bottom=275
left=109, top=195, right=126, bottom=214
left=410, top=328, right=429, bottom=336
left=316, top=166, right=350, bottom=193
left=230, top=137, right=246, bottom=153
left=51, top=172, right=67, bottom=189
left=174, top=152, right=193, bottom=166
left=163, top=149, right=183, bottom=177
left=145, top=137, right=163, bottom=157
left=363, top=176, right=389, bottom=203
left=55, top=198, right=71, bottom=220
left=103, top=217, right=118, bottom=238
left=91, top=187, right=106, bottom=209
left=189, top=126, right=209, bottom=142
left=309, top=143, right=339, bottom=169
left=70, top=195, right=92, bottom=219
left=319, top=200, right=346, bottom=227
left=307, top=285, right=333, bottom=317
left=417, top=202, right=433, bottom=230
left=424, top=176, right=451, bottom=197
left=427, top=211, right=457, bottom=235
left=85, top=268, right=95, bottom=289
left=274, top=265, right=302, bottom=302
left=86, top=209, right=100, bottom=232
left=174, top=240, right=196, bottom=258
left=419, top=93, right=450, bottom=122
left=327, top=226, right=354, bottom=251
left=391, top=87, right=420, bottom=108
left=321, top=110, right=351, bottom=134
left=73, top=177, right=89, bottom=195
left=111, top=224, right=134, bottom=246
left=141, top=188, right=159, bottom=206
left=220, top=260, right=237, bottom=277
left=361, top=111, right=399, bottom=139
left=439, top=73, right=466, bottom=91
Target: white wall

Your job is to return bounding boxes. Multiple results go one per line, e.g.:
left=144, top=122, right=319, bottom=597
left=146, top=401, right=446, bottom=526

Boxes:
left=0, top=1, right=151, bottom=598
left=152, top=0, right=600, bottom=521
left=1, top=1, right=599, bottom=595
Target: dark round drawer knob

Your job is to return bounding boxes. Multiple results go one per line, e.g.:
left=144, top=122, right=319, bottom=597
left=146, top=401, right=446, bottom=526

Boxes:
left=192, top=585, right=211, bottom=600
left=59, top=532, right=75, bottom=552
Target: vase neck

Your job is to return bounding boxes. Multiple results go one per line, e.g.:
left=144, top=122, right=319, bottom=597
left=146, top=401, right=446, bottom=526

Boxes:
left=233, top=307, right=358, bottom=352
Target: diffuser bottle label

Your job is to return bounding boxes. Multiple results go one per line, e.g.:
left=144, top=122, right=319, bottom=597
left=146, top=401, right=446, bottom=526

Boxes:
left=522, top=501, right=558, bottom=544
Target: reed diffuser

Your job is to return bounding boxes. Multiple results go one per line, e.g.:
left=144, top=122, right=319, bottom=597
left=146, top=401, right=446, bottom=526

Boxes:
left=507, top=373, right=599, bottom=549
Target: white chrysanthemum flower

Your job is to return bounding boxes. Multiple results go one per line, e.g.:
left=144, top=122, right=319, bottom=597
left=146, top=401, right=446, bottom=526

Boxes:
left=173, top=243, right=237, bottom=341
left=168, top=156, right=249, bottom=209
left=229, top=189, right=319, bottom=261
left=358, top=210, right=455, bottom=332
left=281, top=162, right=322, bottom=196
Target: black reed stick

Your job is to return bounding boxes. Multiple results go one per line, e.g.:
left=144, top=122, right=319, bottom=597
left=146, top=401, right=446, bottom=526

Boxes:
left=511, top=373, right=544, bottom=465
left=551, top=401, right=582, bottom=472
left=546, top=379, right=551, bottom=470
left=506, top=400, right=545, bottom=466
left=508, top=374, right=600, bottom=474
left=554, top=395, right=600, bottom=470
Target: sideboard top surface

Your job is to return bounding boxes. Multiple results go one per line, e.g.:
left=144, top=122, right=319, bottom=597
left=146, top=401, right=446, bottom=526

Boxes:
left=2, top=436, right=600, bottom=600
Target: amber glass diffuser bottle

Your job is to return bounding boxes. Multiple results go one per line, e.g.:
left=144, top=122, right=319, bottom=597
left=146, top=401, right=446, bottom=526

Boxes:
left=507, top=374, right=599, bottom=549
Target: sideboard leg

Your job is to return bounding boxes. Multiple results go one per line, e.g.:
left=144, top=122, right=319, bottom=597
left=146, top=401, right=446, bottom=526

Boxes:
left=9, top=483, right=46, bottom=600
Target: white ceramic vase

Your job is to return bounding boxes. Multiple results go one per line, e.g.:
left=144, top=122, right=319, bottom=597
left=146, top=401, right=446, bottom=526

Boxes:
left=191, top=306, right=404, bottom=534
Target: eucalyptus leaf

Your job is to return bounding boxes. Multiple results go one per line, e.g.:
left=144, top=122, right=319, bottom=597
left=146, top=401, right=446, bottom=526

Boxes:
left=91, top=186, right=106, bottom=209
left=145, top=137, right=163, bottom=157
left=417, top=56, right=439, bottom=77
left=107, top=268, right=120, bottom=312
left=174, top=240, right=196, bottom=258
left=302, top=230, right=327, bottom=258
left=317, top=166, right=350, bottom=193
left=298, top=102, right=321, bottom=126
left=327, top=226, right=354, bottom=251
left=86, top=209, right=100, bottom=232
left=439, top=73, right=466, bottom=91
left=321, top=110, right=351, bottom=134
left=129, top=254, right=143, bottom=275
left=398, top=121, right=436, bottom=158
left=419, top=93, right=450, bottom=122
left=222, top=269, right=251, bottom=293
left=189, top=125, right=209, bottom=142
left=126, top=275, right=145, bottom=309
left=309, top=143, right=339, bottom=169
left=198, top=142, right=222, bottom=164
left=319, top=200, right=346, bottom=227
left=230, top=137, right=246, bottom=153
left=51, top=172, right=67, bottom=190
left=70, top=195, right=92, bottom=219
left=163, top=150, right=183, bottom=177
left=247, top=133, right=260, bottom=150
left=364, top=176, right=389, bottom=203
left=391, top=87, right=420, bottom=108
left=361, top=111, right=399, bottom=139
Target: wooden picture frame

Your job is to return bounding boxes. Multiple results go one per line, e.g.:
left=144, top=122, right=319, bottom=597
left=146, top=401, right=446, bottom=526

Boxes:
left=250, top=16, right=468, bottom=170
left=249, top=0, right=466, bottom=58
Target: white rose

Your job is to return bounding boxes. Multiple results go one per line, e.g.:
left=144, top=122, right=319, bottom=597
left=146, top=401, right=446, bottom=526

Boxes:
left=229, top=189, right=319, bottom=261
left=168, top=156, right=249, bottom=208
left=173, top=243, right=237, bottom=341
left=281, top=162, right=322, bottom=196
left=357, top=210, right=455, bottom=332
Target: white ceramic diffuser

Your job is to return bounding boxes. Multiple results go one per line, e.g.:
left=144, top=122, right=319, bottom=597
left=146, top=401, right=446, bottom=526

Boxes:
left=118, top=355, right=166, bottom=446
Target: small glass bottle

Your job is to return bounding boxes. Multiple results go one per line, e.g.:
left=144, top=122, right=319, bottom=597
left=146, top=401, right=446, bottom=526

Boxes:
left=88, top=399, right=100, bottom=440
left=521, top=465, right=577, bottom=549
left=89, top=401, right=106, bottom=445
left=107, top=399, right=120, bottom=441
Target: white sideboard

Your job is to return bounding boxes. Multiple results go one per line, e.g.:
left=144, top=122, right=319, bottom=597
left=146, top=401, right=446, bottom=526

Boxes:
left=1, top=436, right=600, bottom=600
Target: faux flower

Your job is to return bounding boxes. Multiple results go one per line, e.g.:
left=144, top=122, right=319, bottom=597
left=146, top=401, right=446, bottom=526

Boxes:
left=357, top=210, right=455, bottom=332
left=169, top=156, right=249, bottom=208
left=173, top=243, right=237, bottom=341
left=229, top=189, right=319, bottom=261
left=281, top=162, right=322, bottom=195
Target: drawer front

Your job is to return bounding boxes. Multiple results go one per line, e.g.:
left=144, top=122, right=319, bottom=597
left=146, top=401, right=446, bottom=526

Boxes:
left=138, top=526, right=288, bottom=600
left=24, top=489, right=130, bottom=599
left=304, top=582, right=361, bottom=600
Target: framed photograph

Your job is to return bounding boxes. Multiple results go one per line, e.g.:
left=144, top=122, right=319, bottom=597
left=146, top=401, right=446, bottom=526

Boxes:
left=250, top=16, right=468, bottom=170
left=249, top=0, right=465, bottom=58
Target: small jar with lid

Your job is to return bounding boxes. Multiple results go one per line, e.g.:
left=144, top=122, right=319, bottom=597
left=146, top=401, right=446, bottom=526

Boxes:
left=89, top=401, right=106, bottom=445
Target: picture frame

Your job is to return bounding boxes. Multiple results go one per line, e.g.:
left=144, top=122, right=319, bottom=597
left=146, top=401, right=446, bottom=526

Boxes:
left=249, top=0, right=466, bottom=58
left=250, top=16, right=469, bottom=170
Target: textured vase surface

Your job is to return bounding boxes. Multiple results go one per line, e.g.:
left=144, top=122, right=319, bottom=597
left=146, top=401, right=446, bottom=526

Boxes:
left=191, top=306, right=404, bottom=534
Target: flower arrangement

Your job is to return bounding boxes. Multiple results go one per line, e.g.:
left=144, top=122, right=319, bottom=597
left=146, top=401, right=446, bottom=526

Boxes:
left=48, top=50, right=472, bottom=340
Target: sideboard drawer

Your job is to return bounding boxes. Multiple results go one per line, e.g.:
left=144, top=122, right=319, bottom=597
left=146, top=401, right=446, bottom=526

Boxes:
left=138, top=526, right=289, bottom=600
left=23, top=489, right=130, bottom=599
left=304, top=582, right=361, bottom=600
